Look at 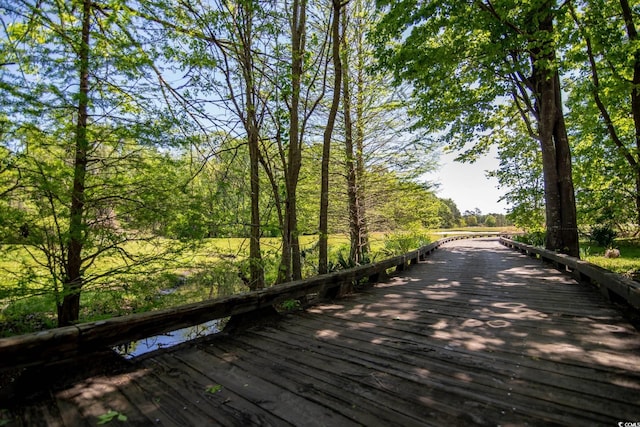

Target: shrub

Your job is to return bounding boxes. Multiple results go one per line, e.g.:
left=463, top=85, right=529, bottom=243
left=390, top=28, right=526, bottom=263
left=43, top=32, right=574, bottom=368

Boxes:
left=514, top=230, right=546, bottom=247
left=590, top=225, right=617, bottom=248
left=381, top=231, right=431, bottom=256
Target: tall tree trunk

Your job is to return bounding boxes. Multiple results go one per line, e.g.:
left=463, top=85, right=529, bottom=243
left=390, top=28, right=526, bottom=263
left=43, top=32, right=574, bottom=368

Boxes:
left=248, top=126, right=264, bottom=290
left=353, top=2, right=369, bottom=259
left=239, top=5, right=265, bottom=290
left=279, top=200, right=292, bottom=282
left=59, top=0, right=91, bottom=326
left=272, top=122, right=291, bottom=284
left=340, top=7, right=361, bottom=265
left=319, top=0, right=343, bottom=274
left=285, top=0, right=306, bottom=281
left=531, top=6, right=579, bottom=257
left=552, top=71, right=580, bottom=256
left=258, top=148, right=287, bottom=283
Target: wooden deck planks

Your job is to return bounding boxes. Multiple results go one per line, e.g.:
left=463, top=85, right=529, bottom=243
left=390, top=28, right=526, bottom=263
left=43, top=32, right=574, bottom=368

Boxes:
left=277, top=316, right=629, bottom=424
left=3, top=237, right=640, bottom=426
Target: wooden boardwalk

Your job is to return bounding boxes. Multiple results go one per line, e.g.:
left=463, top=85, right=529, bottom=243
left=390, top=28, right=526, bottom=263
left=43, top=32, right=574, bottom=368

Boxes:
left=3, top=238, right=640, bottom=426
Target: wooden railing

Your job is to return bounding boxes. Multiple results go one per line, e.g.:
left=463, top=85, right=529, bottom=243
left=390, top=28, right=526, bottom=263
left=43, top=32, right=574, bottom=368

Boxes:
left=0, top=235, right=489, bottom=370
left=500, top=237, right=640, bottom=310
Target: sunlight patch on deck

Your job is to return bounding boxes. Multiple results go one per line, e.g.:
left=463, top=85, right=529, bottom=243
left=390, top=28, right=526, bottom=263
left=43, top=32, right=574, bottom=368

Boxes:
left=315, top=329, right=339, bottom=339
left=420, top=290, right=459, bottom=300
left=431, top=329, right=506, bottom=351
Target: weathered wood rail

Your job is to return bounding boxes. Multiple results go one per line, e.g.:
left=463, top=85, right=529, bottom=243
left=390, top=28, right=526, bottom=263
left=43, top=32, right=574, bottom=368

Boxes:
left=500, top=236, right=640, bottom=310
left=0, top=235, right=492, bottom=371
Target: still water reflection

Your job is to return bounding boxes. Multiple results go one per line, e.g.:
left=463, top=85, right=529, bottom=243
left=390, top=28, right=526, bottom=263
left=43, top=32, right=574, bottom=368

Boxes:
left=113, top=319, right=220, bottom=359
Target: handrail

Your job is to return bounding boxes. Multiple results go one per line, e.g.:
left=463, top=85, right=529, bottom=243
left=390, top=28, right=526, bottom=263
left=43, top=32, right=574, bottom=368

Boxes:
left=0, top=234, right=491, bottom=370
left=500, top=237, right=640, bottom=310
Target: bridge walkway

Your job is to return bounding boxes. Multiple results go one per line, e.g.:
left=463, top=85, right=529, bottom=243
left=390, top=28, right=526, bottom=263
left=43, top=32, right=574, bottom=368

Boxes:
left=3, top=238, right=640, bottom=426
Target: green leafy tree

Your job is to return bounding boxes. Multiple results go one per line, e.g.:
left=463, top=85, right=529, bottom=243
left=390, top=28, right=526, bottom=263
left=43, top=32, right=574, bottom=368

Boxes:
left=366, top=168, right=445, bottom=231
left=374, top=0, right=579, bottom=256
left=0, top=0, right=184, bottom=325
left=438, top=198, right=462, bottom=228
left=466, top=215, right=479, bottom=227
left=134, top=0, right=292, bottom=288
left=566, top=0, right=640, bottom=231
left=207, top=0, right=271, bottom=289
left=334, top=0, right=439, bottom=264
left=485, top=215, right=497, bottom=227
left=319, top=0, right=346, bottom=274
left=488, top=125, right=545, bottom=231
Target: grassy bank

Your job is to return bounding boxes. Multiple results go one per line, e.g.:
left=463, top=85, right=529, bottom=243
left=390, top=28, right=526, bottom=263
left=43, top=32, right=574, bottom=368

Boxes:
left=511, top=233, right=640, bottom=277
left=0, top=230, right=432, bottom=336
left=581, top=239, right=640, bottom=277
left=5, top=229, right=635, bottom=337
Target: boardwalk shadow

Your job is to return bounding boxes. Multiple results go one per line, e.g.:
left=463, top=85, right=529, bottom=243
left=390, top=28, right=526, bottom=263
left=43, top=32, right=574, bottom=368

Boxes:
left=302, top=239, right=640, bottom=423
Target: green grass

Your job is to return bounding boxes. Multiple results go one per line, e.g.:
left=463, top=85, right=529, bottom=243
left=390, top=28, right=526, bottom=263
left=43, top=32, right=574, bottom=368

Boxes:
left=581, top=239, right=640, bottom=276
left=510, top=232, right=640, bottom=277
left=2, top=228, right=531, bottom=336
left=0, top=232, right=437, bottom=336
left=0, top=238, right=247, bottom=335
left=430, top=226, right=520, bottom=234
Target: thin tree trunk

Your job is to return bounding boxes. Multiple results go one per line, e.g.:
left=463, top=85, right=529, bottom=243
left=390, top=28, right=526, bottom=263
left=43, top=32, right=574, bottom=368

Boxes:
left=280, top=204, right=292, bottom=282
left=59, top=0, right=91, bottom=326
left=248, top=129, right=264, bottom=290
left=319, top=0, right=342, bottom=274
left=276, top=121, right=292, bottom=283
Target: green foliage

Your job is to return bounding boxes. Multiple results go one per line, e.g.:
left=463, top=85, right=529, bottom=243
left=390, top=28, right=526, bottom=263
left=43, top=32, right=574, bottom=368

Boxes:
left=373, top=1, right=518, bottom=153
left=0, top=0, right=194, bottom=325
left=0, top=309, right=57, bottom=337
left=325, top=243, right=373, bottom=272
left=579, top=245, right=591, bottom=259
left=589, top=225, right=618, bottom=248
left=513, top=231, right=546, bottom=247
left=366, top=170, right=447, bottom=231
left=381, top=232, right=431, bottom=257
left=0, top=409, right=10, bottom=426
left=438, top=198, right=462, bottom=228
left=565, top=0, right=640, bottom=230
left=0, top=0, right=460, bottom=333
left=465, top=215, right=478, bottom=227
left=485, top=121, right=545, bottom=232
left=583, top=240, right=640, bottom=275
left=0, top=238, right=250, bottom=335
left=279, top=299, right=302, bottom=312
left=205, top=384, right=223, bottom=394
left=97, top=410, right=127, bottom=425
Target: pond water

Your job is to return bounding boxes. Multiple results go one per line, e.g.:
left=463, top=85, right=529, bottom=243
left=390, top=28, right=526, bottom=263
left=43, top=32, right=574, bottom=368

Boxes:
left=113, top=319, right=221, bottom=359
